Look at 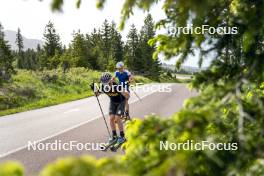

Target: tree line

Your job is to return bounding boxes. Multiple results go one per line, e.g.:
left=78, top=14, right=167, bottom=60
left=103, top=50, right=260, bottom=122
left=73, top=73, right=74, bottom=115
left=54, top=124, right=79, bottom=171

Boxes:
left=0, top=14, right=161, bottom=85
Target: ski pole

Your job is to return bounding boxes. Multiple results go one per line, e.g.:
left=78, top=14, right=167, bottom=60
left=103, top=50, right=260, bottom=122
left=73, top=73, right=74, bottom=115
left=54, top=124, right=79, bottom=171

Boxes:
left=133, top=91, right=142, bottom=101
left=127, top=80, right=141, bottom=101
left=91, top=83, right=111, bottom=137
left=95, top=94, right=111, bottom=137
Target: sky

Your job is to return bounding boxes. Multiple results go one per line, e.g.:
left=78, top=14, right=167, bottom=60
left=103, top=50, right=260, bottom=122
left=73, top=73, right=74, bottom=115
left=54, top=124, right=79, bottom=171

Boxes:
left=0, top=0, right=209, bottom=67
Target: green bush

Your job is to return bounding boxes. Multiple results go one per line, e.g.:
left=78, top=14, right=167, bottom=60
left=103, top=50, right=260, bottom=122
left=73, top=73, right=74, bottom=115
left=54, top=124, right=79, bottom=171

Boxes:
left=40, top=157, right=99, bottom=176
left=0, top=68, right=101, bottom=116
left=41, top=72, right=59, bottom=83
left=0, top=161, right=24, bottom=176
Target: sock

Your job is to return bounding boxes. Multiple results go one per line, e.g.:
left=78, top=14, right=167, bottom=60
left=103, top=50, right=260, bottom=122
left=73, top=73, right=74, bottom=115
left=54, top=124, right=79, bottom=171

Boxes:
left=120, top=131, right=125, bottom=138
left=112, top=130, right=117, bottom=138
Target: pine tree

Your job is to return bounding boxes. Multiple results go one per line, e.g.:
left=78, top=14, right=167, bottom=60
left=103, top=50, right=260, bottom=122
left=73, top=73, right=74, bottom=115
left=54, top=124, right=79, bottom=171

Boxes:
left=139, top=14, right=161, bottom=78
left=71, top=30, right=90, bottom=68
left=43, top=21, right=62, bottom=68
left=85, top=32, right=99, bottom=69
left=89, top=29, right=104, bottom=70
left=35, top=44, right=43, bottom=70
left=37, top=44, right=41, bottom=53
left=23, top=49, right=38, bottom=70
left=0, top=23, right=14, bottom=84
left=16, top=28, right=25, bottom=69
left=16, top=28, right=24, bottom=53
left=125, top=24, right=141, bottom=72
left=110, top=21, right=124, bottom=62
left=101, top=20, right=111, bottom=67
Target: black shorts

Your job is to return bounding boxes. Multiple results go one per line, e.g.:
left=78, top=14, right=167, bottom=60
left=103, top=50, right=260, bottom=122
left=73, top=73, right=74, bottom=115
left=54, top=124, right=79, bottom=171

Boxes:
left=109, top=100, right=125, bottom=116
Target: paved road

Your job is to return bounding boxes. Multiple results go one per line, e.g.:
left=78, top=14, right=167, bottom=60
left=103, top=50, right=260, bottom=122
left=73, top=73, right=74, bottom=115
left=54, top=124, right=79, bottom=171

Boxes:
left=0, top=83, right=197, bottom=175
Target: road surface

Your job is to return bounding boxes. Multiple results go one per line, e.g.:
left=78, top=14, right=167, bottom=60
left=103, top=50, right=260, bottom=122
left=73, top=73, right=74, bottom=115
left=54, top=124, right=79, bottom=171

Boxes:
left=0, top=83, right=197, bottom=175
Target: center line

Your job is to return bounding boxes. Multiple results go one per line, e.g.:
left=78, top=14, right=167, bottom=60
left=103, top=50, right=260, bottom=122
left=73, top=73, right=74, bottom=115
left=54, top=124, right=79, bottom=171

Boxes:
left=64, top=109, right=80, bottom=114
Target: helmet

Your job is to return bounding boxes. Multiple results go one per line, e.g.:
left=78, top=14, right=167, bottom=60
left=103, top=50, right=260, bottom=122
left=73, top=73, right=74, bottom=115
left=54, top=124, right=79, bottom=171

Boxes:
left=116, top=61, right=124, bottom=69
left=100, top=72, right=112, bottom=84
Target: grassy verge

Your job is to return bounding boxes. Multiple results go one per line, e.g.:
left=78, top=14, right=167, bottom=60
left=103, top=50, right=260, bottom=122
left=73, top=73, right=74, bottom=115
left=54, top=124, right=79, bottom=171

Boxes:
left=0, top=68, right=153, bottom=117
left=159, top=73, right=192, bottom=83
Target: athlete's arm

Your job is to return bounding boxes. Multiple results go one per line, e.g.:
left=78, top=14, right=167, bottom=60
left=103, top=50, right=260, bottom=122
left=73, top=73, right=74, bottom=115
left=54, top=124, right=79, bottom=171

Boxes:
left=90, top=82, right=102, bottom=96
left=111, top=76, right=116, bottom=81
left=128, top=74, right=133, bottom=82
left=126, top=70, right=134, bottom=83
left=111, top=71, right=118, bottom=81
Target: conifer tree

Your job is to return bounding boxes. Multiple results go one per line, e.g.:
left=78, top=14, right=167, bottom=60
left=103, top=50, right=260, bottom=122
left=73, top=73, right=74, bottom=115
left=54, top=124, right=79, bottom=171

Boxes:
left=125, top=24, right=141, bottom=72
left=71, top=31, right=90, bottom=68
left=0, top=23, right=14, bottom=84
left=43, top=21, right=62, bottom=68
left=139, top=14, right=161, bottom=77
left=110, top=21, right=124, bottom=62
left=16, top=28, right=25, bottom=69
left=101, top=19, right=111, bottom=67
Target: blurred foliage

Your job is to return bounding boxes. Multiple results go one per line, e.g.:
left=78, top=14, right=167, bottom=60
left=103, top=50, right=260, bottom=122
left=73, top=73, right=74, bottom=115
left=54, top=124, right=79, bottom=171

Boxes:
left=0, top=161, right=24, bottom=176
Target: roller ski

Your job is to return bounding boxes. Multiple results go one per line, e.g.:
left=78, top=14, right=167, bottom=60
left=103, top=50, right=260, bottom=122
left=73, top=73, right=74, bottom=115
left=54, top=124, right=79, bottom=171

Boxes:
left=110, top=136, right=126, bottom=152
left=101, top=137, right=117, bottom=151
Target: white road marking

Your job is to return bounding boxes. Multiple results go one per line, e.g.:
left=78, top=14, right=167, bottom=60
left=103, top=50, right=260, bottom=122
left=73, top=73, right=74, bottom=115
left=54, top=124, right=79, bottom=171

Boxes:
left=0, top=116, right=100, bottom=158
left=63, top=108, right=80, bottom=114
left=0, top=85, right=170, bottom=158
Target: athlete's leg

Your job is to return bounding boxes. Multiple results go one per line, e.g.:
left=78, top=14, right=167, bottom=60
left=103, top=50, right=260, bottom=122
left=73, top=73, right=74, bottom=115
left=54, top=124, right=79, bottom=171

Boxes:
left=125, top=91, right=130, bottom=116
left=115, top=114, right=125, bottom=144
left=115, top=115, right=124, bottom=132
left=109, top=101, right=118, bottom=138
left=110, top=114, right=116, bottom=131
left=116, top=100, right=125, bottom=138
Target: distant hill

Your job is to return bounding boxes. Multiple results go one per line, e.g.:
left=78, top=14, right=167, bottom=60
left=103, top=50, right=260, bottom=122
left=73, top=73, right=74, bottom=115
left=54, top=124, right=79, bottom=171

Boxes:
left=4, top=30, right=44, bottom=50
left=162, top=63, right=207, bottom=73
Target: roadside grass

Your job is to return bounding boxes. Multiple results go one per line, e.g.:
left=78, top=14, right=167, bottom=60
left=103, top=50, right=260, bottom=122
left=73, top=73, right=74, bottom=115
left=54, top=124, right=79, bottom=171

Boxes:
left=0, top=68, right=154, bottom=117
left=159, top=72, right=192, bottom=83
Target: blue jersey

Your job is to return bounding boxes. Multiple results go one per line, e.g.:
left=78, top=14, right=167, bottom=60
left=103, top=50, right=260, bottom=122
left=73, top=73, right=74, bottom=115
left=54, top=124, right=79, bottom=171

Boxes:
left=115, top=70, right=131, bottom=85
